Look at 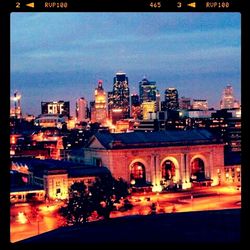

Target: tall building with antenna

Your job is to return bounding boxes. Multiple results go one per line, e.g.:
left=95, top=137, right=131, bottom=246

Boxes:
left=91, top=80, right=107, bottom=124
left=10, top=91, right=22, bottom=118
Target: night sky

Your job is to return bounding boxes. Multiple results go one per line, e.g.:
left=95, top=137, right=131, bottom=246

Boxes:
left=11, top=12, right=241, bottom=116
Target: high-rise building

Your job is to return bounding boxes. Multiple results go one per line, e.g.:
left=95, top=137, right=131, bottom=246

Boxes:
left=111, top=72, right=130, bottom=121
left=10, top=91, right=22, bottom=118
left=141, top=101, right=156, bottom=120
left=91, top=80, right=107, bottom=124
left=107, top=91, right=114, bottom=119
left=41, top=101, right=70, bottom=117
left=131, top=93, right=141, bottom=119
left=220, top=84, right=236, bottom=109
left=192, top=99, right=208, bottom=110
left=76, top=97, right=88, bottom=123
left=139, top=78, right=157, bottom=104
left=163, top=88, right=179, bottom=110
left=179, top=96, right=191, bottom=110
left=155, top=90, right=161, bottom=112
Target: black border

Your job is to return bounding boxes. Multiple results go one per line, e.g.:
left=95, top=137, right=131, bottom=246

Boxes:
left=0, top=0, right=248, bottom=249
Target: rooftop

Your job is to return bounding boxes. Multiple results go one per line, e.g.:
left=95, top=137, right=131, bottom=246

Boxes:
left=11, top=158, right=110, bottom=178
left=90, top=129, right=222, bottom=149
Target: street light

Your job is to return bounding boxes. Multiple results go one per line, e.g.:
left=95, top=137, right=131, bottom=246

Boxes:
left=191, top=194, right=193, bottom=211
left=37, top=214, right=40, bottom=235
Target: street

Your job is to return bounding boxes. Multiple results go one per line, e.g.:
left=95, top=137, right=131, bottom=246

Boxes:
left=10, top=185, right=241, bottom=243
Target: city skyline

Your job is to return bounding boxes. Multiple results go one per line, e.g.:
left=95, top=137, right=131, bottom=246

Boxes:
left=11, top=12, right=241, bottom=116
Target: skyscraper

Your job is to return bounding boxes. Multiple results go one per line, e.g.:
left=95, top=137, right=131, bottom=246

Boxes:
left=163, top=88, right=179, bottom=110
left=76, top=97, right=88, bottom=123
left=131, top=93, right=141, bottom=119
left=111, top=72, right=130, bottom=120
left=155, top=90, right=161, bottom=112
left=139, top=78, right=157, bottom=104
left=10, top=91, right=22, bottom=118
left=220, top=84, right=236, bottom=109
left=179, top=96, right=191, bottom=110
left=91, top=80, right=107, bottom=124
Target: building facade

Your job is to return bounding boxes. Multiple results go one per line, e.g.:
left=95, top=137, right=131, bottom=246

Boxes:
left=10, top=91, right=22, bottom=119
left=11, top=158, right=111, bottom=201
left=76, top=97, right=88, bottom=123
left=91, top=80, right=107, bottom=124
left=220, top=84, right=235, bottom=109
left=179, top=96, right=191, bottom=110
left=139, top=78, right=157, bottom=104
left=141, top=101, right=156, bottom=120
left=83, top=130, right=225, bottom=191
left=162, top=88, right=179, bottom=111
left=111, top=72, right=130, bottom=120
left=131, top=94, right=141, bottom=119
left=192, top=99, right=208, bottom=110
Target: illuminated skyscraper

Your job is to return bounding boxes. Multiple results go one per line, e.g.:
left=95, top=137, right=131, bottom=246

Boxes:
left=91, top=80, right=107, bottom=124
left=10, top=91, right=22, bottom=118
left=220, top=84, right=236, bottom=109
left=111, top=72, right=130, bottom=121
left=155, top=90, right=161, bottom=112
left=139, top=78, right=157, bottom=104
left=76, top=97, right=88, bottom=123
left=131, top=93, right=141, bottom=119
left=163, top=88, right=179, bottom=110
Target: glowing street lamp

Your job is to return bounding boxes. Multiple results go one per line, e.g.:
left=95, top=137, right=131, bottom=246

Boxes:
left=130, top=179, right=135, bottom=186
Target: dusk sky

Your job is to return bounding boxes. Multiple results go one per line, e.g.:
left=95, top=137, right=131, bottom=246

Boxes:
left=11, top=12, right=241, bottom=116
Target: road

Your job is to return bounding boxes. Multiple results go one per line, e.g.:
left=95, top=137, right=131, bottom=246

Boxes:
left=10, top=185, right=241, bottom=243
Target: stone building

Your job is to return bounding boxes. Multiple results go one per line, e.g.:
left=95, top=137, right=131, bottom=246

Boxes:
left=82, top=129, right=224, bottom=190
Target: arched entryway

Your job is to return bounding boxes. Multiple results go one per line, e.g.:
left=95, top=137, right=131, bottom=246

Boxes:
left=160, top=158, right=180, bottom=190
left=190, top=158, right=205, bottom=182
left=130, top=162, right=146, bottom=186
left=162, top=160, right=176, bottom=181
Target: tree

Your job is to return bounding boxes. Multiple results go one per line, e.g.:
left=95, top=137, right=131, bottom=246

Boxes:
left=89, top=175, right=131, bottom=220
left=59, top=176, right=131, bottom=225
left=59, top=181, right=93, bottom=226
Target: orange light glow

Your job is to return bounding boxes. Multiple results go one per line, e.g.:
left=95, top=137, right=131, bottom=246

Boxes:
left=16, top=212, right=28, bottom=224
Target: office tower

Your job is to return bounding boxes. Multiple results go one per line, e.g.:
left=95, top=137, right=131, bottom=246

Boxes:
left=164, top=88, right=179, bottom=110
left=192, top=99, right=208, bottom=110
left=179, top=96, right=191, bottom=110
left=111, top=72, right=130, bottom=120
left=220, top=84, right=236, bottom=109
left=141, top=101, right=156, bottom=120
left=76, top=97, right=88, bottom=123
left=139, top=78, right=157, bottom=103
left=91, top=80, right=107, bottom=124
left=131, top=93, right=141, bottom=119
left=41, top=101, right=70, bottom=117
left=155, top=90, right=161, bottom=112
left=107, top=91, right=114, bottom=119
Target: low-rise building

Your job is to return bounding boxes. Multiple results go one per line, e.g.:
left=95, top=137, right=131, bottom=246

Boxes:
left=11, top=158, right=111, bottom=201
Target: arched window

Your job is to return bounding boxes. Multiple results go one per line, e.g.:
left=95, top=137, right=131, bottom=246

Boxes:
left=162, top=160, right=176, bottom=181
left=130, top=162, right=146, bottom=186
left=190, top=158, right=205, bottom=181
